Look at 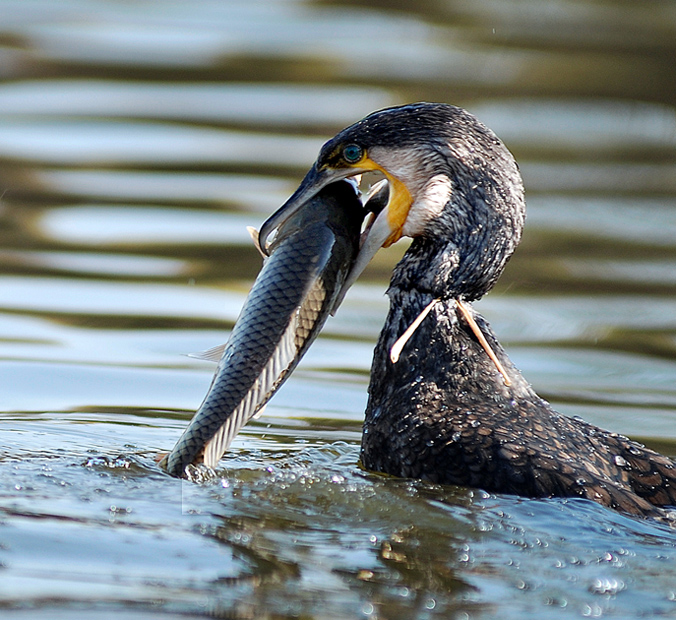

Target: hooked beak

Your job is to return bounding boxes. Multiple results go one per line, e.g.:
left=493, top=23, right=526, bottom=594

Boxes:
left=259, top=157, right=414, bottom=312
left=259, top=163, right=367, bottom=255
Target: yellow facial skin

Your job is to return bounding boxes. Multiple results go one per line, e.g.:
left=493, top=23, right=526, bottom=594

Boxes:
left=380, top=172, right=413, bottom=247
left=329, top=152, right=413, bottom=248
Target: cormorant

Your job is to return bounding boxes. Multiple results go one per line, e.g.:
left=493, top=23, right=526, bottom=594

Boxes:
left=259, top=102, right=676, bottom=518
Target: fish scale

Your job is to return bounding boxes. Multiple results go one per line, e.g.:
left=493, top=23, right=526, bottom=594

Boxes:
left=161, top=181, right=364, bottom=478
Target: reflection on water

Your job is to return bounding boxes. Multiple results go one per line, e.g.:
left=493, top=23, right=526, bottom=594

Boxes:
left=30, top=169, right=294, bottom=209
left=39, top=205, right=262, bottom=246
left=0, top=120, right=326, bottom=166
left=0, top=80, right=394, bottom=126
left=0, top=0, right=676, bottom=618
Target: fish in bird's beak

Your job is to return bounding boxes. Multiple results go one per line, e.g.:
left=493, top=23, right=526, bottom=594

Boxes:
left=260, top=156, right=413, bottom=313
left=160, top=180, right=366, bottom=478
left=330, top=179, right=391, bottom=313
left=259, top=162, right=369, bottom=255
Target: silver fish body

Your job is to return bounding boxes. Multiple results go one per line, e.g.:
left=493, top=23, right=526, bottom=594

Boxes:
left=161, top=180, right=364, bottom=478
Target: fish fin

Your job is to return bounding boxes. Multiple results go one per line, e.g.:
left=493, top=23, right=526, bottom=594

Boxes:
left=252, top=404, right=266, bottom=420
left=390, top=298, right=439, bottom=363
left=202, top=316, right=298, bottom=468
left=187, top=343, right=227, bottom=363
left=247, top=226, right=266, bottom=258
left=456, top=299, right=511, bottom=386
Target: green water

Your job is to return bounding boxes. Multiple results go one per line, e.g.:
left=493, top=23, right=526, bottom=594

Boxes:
left=1, top=0, right=676, bottom=617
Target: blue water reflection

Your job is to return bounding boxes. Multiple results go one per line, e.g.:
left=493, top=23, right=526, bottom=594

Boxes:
left=0, top=0, right=675, bottom=618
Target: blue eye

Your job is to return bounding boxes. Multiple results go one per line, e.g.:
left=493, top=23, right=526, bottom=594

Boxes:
left=343, top=143, right=363, bottom=164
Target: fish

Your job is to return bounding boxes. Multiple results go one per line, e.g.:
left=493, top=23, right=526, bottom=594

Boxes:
left=160, top=180, right=366, bottom=478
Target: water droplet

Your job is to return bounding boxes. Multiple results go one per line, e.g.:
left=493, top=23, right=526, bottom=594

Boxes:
left=452, top=432, right=462, bottom=442
left=614, top=455, right=628, bottom=467
left=470, top=419, right=481, bottom=427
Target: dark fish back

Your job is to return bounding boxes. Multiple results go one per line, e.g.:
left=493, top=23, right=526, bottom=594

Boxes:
left=162, top=181, right=363, bottom=477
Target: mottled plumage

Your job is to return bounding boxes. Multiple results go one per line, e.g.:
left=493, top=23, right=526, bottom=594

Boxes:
left=362, top=291, right=676, bottom=517
left=351, top=104, right=676, bottom=518
left=264, top=102, right=676, bottom=517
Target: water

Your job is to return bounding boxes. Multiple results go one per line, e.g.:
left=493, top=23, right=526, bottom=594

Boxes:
left=0, top=0, right=675, bottom=617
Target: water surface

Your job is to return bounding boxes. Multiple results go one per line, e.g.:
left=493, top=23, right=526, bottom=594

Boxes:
left=1, top=0, right=676, bottom=618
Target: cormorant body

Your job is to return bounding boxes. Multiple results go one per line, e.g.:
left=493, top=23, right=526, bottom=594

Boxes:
left=363, top=284, right=676, bottom=518
left=261, top=102, right=676, bottom=518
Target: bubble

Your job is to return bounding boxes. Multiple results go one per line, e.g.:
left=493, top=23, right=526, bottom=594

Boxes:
left=361, top=602, right=375, bottom=616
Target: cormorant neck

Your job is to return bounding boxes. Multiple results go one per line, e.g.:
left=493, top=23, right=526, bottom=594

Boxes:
left=389, top=229, right=507, bottom=302
left=393, top=164, right=525, bottom=301
left=367, top=291, right=536, bottom=412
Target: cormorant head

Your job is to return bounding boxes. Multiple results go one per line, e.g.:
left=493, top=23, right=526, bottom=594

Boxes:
left=260, top=102, right=526, bottom=301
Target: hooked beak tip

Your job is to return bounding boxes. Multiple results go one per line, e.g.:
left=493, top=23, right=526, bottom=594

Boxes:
left=259, top=164, right=353, bottom=255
